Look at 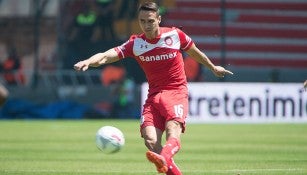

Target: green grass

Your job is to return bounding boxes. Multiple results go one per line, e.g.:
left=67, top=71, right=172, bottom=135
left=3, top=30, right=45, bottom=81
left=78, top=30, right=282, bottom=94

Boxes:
left=0, top=120, right=306, bottom=175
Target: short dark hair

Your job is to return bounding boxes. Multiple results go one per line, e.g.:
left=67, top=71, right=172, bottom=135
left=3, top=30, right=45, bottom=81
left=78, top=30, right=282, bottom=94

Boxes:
left=138, top=1, right=160, bottom=16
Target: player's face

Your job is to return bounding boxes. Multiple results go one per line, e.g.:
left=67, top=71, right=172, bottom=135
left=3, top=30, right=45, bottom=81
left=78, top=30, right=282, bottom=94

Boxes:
left=138, top=10, right=161, bottom=39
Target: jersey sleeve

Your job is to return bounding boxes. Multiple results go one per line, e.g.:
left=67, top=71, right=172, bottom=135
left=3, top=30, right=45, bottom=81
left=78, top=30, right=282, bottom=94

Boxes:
left=177, top=28, right=194, bottom=51
left=114, top=35, right=136, bottom=59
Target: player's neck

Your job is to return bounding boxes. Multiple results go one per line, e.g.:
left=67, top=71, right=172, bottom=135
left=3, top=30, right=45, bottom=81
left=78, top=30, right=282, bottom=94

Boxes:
left=145, top=28, right=160, bottom=40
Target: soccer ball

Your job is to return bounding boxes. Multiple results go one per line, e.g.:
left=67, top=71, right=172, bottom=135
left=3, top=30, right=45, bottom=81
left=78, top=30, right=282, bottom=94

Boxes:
left=95, top=126, right=125, bottom=154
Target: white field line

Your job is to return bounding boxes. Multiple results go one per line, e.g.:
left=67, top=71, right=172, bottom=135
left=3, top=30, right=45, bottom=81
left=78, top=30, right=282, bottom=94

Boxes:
left=2, top=168, right=305, bottom=174
left=2, top=169, right=153, bottom=174
left=184, top=168, right=305, bottom=174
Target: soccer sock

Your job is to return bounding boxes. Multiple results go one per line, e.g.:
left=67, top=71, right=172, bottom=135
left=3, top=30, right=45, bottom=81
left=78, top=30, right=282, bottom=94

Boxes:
left=160, top=137, right=181, bottom=162
left=166, top=158, right=182, bottom=175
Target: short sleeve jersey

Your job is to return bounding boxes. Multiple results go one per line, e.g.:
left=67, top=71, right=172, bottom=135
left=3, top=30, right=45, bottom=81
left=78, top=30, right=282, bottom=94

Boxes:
left=114, top=27, right=194, bottom=95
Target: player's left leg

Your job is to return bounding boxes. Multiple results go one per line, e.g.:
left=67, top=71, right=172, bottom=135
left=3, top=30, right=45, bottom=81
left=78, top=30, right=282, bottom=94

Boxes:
left=160, top=121, right=182, bottom=161
left=167, top=158, right=182, bottom=175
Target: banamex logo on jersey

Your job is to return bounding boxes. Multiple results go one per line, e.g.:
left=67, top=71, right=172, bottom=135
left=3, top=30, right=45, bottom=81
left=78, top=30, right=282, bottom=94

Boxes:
left=139, top=52, right=177, bottom=62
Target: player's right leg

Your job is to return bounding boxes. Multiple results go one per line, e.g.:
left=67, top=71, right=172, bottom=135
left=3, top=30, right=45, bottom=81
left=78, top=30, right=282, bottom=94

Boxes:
left=141, top=125, right=163, bottom=153
left=146, top=150, right=168, bottom=173
left=141, top=126, right=168, bottom=173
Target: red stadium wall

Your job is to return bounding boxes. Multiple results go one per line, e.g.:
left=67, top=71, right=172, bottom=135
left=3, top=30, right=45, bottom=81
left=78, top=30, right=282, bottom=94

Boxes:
left=164, top=0, right=307, bottom=69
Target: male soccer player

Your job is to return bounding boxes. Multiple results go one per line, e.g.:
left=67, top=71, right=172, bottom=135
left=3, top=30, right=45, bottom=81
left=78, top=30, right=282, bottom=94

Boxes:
left=74, top=2, right=233, bottom=174
left=0, top=83, right=8, bottom=106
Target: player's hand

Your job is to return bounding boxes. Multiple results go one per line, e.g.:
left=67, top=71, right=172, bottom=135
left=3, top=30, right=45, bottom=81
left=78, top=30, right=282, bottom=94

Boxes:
left=74, top=60, right=89, bottom=71
left=212, top=66, right=233, bottom=78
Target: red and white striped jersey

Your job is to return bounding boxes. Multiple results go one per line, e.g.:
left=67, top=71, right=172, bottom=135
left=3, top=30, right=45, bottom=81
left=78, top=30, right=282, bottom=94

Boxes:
left=115, top=27, right=194, bottom=96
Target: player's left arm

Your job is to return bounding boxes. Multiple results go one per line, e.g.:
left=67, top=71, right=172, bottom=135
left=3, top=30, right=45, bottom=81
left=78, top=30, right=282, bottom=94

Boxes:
left=185, top=44, right=233, bottom=77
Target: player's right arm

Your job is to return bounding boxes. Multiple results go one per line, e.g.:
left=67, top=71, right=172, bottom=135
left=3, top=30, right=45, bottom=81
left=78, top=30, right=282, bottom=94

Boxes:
left=74, top=48, right=119, bottom=71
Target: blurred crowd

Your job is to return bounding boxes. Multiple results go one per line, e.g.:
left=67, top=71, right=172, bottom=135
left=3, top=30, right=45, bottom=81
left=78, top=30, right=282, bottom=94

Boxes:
left=0, top=0, right=204, bottom=119
left=0, top=47, right=24, bottom=86
left=60, top=0, right=137, bottom=68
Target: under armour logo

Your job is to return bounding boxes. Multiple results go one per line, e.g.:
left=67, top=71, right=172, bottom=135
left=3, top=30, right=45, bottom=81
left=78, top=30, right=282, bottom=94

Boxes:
left=140, top=44, right=148, bottom=49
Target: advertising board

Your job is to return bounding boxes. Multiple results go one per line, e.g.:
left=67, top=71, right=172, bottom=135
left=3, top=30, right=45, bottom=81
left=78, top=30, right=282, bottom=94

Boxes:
left=141, top=83, right=307, bottom=123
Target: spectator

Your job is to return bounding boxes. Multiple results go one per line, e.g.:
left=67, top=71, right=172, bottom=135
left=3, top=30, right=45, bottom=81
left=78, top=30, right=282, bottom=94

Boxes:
left=100, top=64, right=137, bottom=118
left=117, top=0, right=138, bottom=19
left=1, top=47, right=25, bottom=85
left=100, top=64, right=125, bottom=86
left=64, top=1, right=98, bottom=68
left=111, top=74, right=136, bottom=118
left=71, top=2, right=97, bottom=43
left=95, top=0, right=117, bottom=40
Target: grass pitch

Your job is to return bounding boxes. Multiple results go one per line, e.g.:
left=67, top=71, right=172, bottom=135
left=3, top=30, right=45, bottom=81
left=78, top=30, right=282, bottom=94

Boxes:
left=0, top=120, right=306, bottom=175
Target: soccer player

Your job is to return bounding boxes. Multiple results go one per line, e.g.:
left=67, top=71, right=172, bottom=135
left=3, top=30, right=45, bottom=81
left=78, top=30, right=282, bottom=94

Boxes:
left=0, top=83, right=8, bottom=106
left=74, top=2, right=233, bottom=174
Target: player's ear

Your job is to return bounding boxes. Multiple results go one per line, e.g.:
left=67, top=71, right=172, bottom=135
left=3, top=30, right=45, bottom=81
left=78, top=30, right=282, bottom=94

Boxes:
left=158, top=15, right=161, bottom=24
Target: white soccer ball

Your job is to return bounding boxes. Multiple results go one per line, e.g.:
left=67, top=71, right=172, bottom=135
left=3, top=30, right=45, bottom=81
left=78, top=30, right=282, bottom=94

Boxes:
left=95, top=126, right=125, bottom=154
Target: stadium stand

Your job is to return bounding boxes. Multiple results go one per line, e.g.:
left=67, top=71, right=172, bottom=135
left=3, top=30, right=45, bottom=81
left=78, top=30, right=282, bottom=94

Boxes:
left=164, top=0, right=307, bottom=82
left=0, top=0, right=306, bottom=108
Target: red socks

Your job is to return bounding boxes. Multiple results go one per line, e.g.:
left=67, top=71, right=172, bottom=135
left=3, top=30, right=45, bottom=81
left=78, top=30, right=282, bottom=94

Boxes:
left=167, top=159, right=182, bottom=175
left=160, top=137, right=180, bottom=161
left=160, top=137, right=182, bottom=175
